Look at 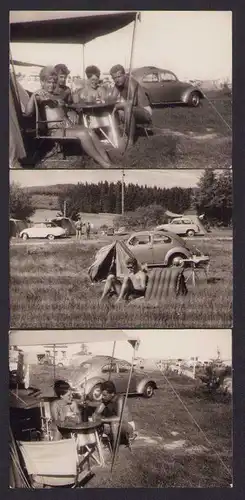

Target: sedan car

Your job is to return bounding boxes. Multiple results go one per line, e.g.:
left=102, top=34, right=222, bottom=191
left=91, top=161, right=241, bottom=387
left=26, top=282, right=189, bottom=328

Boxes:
left=19, top=222, right=67, bottom=240
left=132, top=66, right=204, bottom=107
left=69, top=355, right=158, bottom=401
left=156, top=217, right=204, bottom=237
left=126, top=230, right=203, bottom=267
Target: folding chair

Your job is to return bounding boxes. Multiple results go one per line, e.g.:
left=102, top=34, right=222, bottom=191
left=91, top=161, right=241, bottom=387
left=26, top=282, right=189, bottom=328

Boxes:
left=40, top=400, right=53, bottom=441
left=76, top=429, right=105, bottom=467
left=183, top=256, right=210, bottom=287
left=17, top=438, right=90, bottom=488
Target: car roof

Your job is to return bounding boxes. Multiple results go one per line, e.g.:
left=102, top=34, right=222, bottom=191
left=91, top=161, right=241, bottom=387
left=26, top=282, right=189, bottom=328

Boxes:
left=132, top=66, right=177, bottom=77
left=129, top=229, right=179, bottom=239
left=80, top=355, right=129, bottom=366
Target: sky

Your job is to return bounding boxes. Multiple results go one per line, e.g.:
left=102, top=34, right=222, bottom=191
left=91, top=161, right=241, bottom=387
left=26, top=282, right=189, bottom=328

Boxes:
left=10, top=169, right=223, bottom=189
left=19, top=329, right=232, bottom=362
left=10, top=11, right=232, bottom=81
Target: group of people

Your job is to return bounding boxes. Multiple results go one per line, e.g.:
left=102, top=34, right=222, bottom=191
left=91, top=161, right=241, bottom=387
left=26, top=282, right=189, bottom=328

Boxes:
left=75, top=218, right=91, bottom=239
left=50, top=379, right=137, bottom=449
left=25, top=62, right=153, bottom=167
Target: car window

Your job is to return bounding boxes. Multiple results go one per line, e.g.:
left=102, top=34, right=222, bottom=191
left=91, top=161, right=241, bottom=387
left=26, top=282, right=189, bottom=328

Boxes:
left=182, top=219, right=192, bottom=224
left=117, top=361, right=131, bottom=373
left=34, top=223, right=45, bottom=228
left=128, top=234, right=150, bottom=246
left=142, top=72, right=159, bottom=83
left=160, top=71, right=177, bottom=82
left=153, top=233, right=172, bottom=244
left=101, top=363, right=117, bottom=373
left=171, top=219, right=182, bottom=225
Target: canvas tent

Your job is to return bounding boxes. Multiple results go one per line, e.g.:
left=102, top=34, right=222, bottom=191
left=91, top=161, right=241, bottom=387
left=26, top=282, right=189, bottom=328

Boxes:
left=88, top=240, right=136, bottom=282
left=9, top=218, right=29, bottom=237
left=9, top=11, right=138, bottom=166
left=50, top=217, right=76, bottom=236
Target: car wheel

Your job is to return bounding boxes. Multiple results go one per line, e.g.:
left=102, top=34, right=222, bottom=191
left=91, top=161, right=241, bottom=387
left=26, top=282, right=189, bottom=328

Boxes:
left=21, top=233, right=29, bottom=240
left=169, top=253, right=186, bottom=267
left=47, top=234, right=55, bottom=241
left=143, top=383, right=155, bottom=398
left=186, top=229, right=195, bottom=237
left=57, top=363, right=63, bottom=367
left=188, top=91, right=200, bottom=107
left=88, top=383, right=102, bottom=402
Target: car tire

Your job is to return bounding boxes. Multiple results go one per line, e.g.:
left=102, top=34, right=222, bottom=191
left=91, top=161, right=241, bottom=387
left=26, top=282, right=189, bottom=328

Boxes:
left=21, top=233, right=29, bottom=240
left=143, top=383, right=155, bottom=398
left=57, top=363, right=63, bottom=367
left=88, top=383, right=102, bottom=402
left=188, top=91, right=200, bottom=107
left=186, top=229, right=195, bottom=237
left=47, top=234, right=55, bottom=241
left=169, top=253, right=186, bottom=267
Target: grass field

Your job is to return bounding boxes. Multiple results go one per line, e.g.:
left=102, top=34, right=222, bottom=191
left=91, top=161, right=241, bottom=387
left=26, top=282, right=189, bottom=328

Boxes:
left=29, top=365, right=232, bottom=488
left=10, top=234, right=232, bottom=329
left=40, top=97, right=232, bottom=169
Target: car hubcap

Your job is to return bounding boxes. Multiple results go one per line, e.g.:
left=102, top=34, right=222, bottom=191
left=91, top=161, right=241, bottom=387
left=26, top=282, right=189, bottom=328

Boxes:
left=172, top=256, right=184, bottom=266
left=146, top=385, right=153, bottom=396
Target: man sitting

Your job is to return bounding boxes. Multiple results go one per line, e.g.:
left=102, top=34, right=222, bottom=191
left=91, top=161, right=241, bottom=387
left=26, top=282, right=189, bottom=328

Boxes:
left=92, top=381, right=137, bottom=448
left=100, top=256, right=148, bottom=303
left=109, top=64, right=153, bottom=147
left=50, top=380, right=81, bottom=440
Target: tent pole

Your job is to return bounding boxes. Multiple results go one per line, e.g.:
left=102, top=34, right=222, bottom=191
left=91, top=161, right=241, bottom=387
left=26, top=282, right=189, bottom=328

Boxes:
left=82, top=44, right=85, bottom=79
left=53, top=345, right=56, bottom=382
left=110, top=342, right=137, bottom=473
left=108, top=341, right=116, bottom=381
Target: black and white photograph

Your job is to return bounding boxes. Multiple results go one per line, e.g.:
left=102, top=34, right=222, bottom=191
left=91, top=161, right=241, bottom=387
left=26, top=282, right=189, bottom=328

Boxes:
left=9, top=169, right=232, bottom=329
left=9, top=10, right=232, bottom=169
left=9, top=328, right=232, bottom=488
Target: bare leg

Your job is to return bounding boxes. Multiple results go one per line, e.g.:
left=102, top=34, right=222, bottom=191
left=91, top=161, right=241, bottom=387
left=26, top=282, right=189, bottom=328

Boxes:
left=100, top=275, right=121, bottom=302
left=115, top=277, right=133, bottom=303
left=64, top=127, right=112, bottom=168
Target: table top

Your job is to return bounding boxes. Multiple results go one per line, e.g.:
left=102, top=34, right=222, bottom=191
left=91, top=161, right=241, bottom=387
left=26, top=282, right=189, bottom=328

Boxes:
left=71, top=100, right=118, bottom=111
left=58, top=418, right=102, bottom=432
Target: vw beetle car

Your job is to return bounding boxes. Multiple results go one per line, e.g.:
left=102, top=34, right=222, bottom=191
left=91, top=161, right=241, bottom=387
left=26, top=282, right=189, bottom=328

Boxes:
left=19, top=221, right=67, bottom=240
left=132, top=66, right=204, bottom=107
left=126, top=230, right=203, bottom=266
left=69, top=355, right=158, bottom=401
left=156, top=217, right=204, bottom=237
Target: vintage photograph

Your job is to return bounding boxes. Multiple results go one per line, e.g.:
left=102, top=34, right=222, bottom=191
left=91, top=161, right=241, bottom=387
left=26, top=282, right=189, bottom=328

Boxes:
left=9, top=328, right=232, bottom=488
left=9, top=169, right=232, bottom=329
left=10, top=11, right=231, bottom=169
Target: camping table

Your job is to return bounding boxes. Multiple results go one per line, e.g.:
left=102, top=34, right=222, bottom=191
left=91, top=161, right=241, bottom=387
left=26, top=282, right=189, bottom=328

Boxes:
left=182, top=257, right=210, bottom=286
left=58, top=419, right=105, bottom=467
left=71, top=100, right=120, bottom=148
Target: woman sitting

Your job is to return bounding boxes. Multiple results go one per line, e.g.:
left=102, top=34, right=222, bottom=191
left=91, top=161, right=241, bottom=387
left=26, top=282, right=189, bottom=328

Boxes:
left=25, top=66, right=112, bottom=168
left=50, top=380, right=81, bottom=440
left=73, top=65, right=108, bottom=104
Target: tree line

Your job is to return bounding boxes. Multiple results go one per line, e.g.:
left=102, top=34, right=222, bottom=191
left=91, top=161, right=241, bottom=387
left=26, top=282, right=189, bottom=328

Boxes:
left=9, top=169, right=232, bottom=227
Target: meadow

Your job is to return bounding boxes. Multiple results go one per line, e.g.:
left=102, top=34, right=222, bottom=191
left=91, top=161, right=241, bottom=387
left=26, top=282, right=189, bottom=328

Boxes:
left=10, top=234, right=232, bottom=329
left=29, top=365, right=232, bottom=488
left=40, top=96, right=232, bottom=169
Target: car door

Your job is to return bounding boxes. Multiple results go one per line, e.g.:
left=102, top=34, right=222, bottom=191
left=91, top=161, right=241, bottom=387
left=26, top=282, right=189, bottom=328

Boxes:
left=30, top=223, right=44, bottom=238
left=127, top=233, right=154, bottom=265
left=140, top=71, right=162, bottom=104
left=151, top=232, right=174, bottom=264
left=169, top=219, right=186, bottom=235
left=157, top=70, right=180, bottom=103
left=113, top=360, right=137, bottom=394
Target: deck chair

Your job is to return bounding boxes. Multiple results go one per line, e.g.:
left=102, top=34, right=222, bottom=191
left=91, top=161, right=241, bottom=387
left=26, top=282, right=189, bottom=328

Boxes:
left=144, top=267, right=188, bottom=303
left=183, top=256, right=210, bottom=287
left=17, top=438, right=88, bottom=488
left=33, top=96, right=81, bottom=163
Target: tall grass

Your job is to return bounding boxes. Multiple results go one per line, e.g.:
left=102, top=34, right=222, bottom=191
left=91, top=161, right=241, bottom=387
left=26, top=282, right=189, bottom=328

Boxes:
left=10, top=238, right=232, bottom=329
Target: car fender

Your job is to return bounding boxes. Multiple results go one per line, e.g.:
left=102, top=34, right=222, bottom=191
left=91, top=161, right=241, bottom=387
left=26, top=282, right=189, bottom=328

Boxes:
left=136, top=378, right=158, bottom=394
left=165, top=246, right=191, bottom=265
left=181, top=86, right=204, bottom=103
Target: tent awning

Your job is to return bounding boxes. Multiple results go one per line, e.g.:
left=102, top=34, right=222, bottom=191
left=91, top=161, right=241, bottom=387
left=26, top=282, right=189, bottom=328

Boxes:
left=10, top=11, right=137, bottom=44
left=9, top=330, right=139, bottom=347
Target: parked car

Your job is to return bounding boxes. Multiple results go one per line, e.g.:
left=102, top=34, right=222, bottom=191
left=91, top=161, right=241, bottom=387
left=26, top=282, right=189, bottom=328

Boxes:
left=156, top=217, right=204, bottom=237
left=69, top=355, right=158, bottom=401
left=132, top=66, right=204, bottom=107
left=106, top=227, right=115, bottom=236
left=126, top=230, right=204, bottom=266
left=114, top=226, right=129, bottom=236
left=19, top=222, right=67, bottom=240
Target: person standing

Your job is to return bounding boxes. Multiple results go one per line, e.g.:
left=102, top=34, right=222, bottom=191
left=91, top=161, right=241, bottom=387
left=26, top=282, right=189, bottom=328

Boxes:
left=75, top=218, right=82, bottom=239
left=86, top=222, right=91, bottom=239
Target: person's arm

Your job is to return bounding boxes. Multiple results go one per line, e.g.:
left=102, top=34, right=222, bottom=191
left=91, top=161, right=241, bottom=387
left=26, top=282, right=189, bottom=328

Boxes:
left=138, top=270, right=148, bottom=291
left=50, top=400, right=64, bottom=425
